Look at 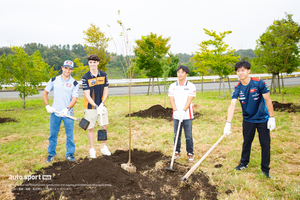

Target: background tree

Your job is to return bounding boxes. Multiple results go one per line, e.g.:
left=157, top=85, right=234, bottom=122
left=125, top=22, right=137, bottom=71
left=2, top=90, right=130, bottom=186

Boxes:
left=194, top=29, right=239, bottom=97
left=83, top=23, right=111, bottom=71
left=167, top=53, right=180, bottom=77
left=134, top=32, right=170, bottom=95
left=0, top=47, right=49, bottom=108
left=72, top=58, right=89, bottom=81
left=191, top=43, right=210, bottom=92
left=47, top=65, right=59, bottom=78
left=254, top=13, right=300, bottom=94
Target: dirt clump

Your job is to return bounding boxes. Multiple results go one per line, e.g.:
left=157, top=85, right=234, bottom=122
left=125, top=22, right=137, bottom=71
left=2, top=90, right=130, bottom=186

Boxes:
left=126, top=104, right=202, bottom=121
left=13, top=149, right=217, bottom=200
left=0, top=117, right=17, bottom=124
left=272, top=101, right=300, bottom=113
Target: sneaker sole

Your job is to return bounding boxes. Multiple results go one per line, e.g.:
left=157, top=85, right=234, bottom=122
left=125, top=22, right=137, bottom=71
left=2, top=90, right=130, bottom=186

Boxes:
left=235, top=166, right=248, bottom=170
left=46, top=157, right=55, bottom=163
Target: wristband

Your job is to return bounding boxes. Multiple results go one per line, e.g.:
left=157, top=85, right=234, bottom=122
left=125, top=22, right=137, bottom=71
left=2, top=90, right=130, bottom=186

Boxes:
left=67, top=107, right=70, bottom=111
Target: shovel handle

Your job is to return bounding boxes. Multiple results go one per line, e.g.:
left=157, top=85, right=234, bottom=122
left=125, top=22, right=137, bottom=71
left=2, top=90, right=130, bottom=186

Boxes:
left=170, top=119, right=182, bottom=168
left=53, top=111, right=78, bottom=121
left=182, top=133, right=227, bottom=180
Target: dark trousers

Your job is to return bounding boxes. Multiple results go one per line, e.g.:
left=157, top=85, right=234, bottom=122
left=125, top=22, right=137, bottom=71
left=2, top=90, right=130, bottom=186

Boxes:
left=173, top=119, right=193, bottom=155
left=241, top=120, right=270, bottom=173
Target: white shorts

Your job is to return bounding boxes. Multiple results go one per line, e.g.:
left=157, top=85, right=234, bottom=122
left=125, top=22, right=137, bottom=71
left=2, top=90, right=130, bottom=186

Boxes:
left=84, top=107, right=109, bottom=130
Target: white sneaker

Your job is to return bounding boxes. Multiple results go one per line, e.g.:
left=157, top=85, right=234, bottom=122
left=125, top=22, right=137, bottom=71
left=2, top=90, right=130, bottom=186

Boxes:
left=89, top=148, right=96, bottom=158
left=101, top=145, right=111, bottom=156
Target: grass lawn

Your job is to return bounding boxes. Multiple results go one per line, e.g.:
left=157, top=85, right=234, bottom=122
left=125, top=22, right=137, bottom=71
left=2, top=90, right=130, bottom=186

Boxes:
left=0, top=86, right=299, bottom=199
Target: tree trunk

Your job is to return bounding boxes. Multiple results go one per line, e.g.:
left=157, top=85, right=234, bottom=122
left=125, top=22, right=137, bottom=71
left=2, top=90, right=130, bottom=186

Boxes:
left=201, top=75, right=204, bottom=92
left=222, top=77, right=225, bottom=97
left=270, top=74, right=273, bottom=94
left=227, top=77, right=231, bottom=95
left=218, top=78, right=221, bottom=98
left=164, top=81, right=166, bottom=108
left=277, top=73, right=281, bottom=93
left=147, top=77, right=151, bottom=95
left=157, top=77, right=161, bottom=95
left=22, top=93, right=25, bottom=108
left=272, top=74, right=276, bottom=94
left=281, top=72, right=285, bottom=102
left=151, top=77, right=154, bottom=95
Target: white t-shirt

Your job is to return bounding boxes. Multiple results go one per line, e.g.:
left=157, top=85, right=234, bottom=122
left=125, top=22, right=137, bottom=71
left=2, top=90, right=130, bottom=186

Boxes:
left=168, top=80, right=196, bottom=120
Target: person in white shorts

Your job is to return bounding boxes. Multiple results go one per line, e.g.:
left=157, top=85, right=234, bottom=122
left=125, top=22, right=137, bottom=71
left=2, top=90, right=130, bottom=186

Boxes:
left=82, top=54, right=111, bottom=158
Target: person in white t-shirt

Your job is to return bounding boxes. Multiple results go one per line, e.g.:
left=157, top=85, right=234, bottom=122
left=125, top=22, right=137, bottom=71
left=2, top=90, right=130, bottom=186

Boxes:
left=168, top=65, right=196, bottom=162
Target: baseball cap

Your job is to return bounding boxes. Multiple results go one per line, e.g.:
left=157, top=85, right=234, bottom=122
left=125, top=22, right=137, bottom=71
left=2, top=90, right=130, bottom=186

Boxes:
left=63, top=60, right=74, bottom=69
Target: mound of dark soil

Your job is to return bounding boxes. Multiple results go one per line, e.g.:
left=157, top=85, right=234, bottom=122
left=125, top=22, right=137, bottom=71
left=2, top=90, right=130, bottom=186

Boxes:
left=13, top=150, right=217, bottom=200
left=0, top=117, right=17, bottom=124
left=272, top=101, right=300, bottom=113
left=126, top=104, right=202, bottom=121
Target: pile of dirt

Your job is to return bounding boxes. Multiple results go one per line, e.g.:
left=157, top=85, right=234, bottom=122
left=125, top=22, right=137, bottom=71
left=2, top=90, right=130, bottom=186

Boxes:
left=272, top=101, right=300, bottom=113
left=13, top=150, right=217, bottom=200
left=0, top=117, right=17, bottom=124
left=126, top=104, right=202, bottom=121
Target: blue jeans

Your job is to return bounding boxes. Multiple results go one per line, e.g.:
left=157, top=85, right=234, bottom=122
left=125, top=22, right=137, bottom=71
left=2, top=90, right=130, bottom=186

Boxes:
left=48, top=113, right=75, bottom=157
left=173, top=119, right=193, bottom=155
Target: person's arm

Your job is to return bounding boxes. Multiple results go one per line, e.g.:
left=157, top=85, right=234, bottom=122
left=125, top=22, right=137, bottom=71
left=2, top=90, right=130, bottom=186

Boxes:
left=43, top=90, right=49, bottom=106
left=226, top=99, right=238, bottom=122
left=169, top=96, right=177, bottom=111
left=102, top=86, right=108, bottom=104
left=183, top=96, right=194, bottom=111
left=262, top=92, right=274, bottom=117
left=83, top=90, right=98, bottom=108
left=67, top=97, right=78, bottom=110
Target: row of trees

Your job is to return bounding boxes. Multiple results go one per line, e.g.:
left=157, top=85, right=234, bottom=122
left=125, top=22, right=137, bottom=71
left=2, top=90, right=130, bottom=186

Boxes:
left=0, top=13, right=299, bottom=107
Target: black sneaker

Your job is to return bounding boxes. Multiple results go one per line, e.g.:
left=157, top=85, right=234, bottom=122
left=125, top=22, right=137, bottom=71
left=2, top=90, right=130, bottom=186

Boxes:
left=262, top=171, right=271, bottom=178
left=46, top=155, right=55, bottom=163
left=235, top=163, right=248, bottom=170
left=66, top=155, right=76, bottom=162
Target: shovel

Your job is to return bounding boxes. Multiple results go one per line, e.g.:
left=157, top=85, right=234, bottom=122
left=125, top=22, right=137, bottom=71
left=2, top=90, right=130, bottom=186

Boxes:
left=182, top=133, right=229, bottom=185
left=166, top=118, right=182, bottom=172
left=97, top=112, right=107, bottom=141
left=53, top=110, right=90, bottom=130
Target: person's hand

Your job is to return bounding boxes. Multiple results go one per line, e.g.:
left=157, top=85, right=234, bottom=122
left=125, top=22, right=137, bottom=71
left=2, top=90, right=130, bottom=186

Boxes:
left=267, top=117, right=276, bottom=131
left=61, top=108, right=69, bottom=115
left=97, top=104, right=102, bottom=115
left=45, top=105, right=55, bottom=113
left=179, top=110, right=185, bottom=122
left=173, top=110, right=180, bottom=119
left=99, top=103, right=105, bottom=112
left=223, top=122, right=232, bottom=136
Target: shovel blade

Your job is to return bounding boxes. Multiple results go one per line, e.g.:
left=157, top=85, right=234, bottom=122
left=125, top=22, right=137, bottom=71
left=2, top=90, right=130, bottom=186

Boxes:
left=121, top=163, right=136, bottom=173
left=78, top=118, right=90, bottom=130
left=166, top=168, right=176, bottom=172
left=97, top=129, right=107, bottom=141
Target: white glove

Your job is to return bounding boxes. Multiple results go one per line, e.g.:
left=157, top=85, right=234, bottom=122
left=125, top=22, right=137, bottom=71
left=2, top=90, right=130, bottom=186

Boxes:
left=45, top=105, right=55, bottom=113
left=267, top=117, right=276, bottom=131
left=61, top=108, right=69, bottom=115
left=223, top=122, right=232, bottom=136
left=97, top=103, right=104, bottom=115
left=99, top=103, right=105, bottom=112
left=179, top=110, right=185, bottom=122
left=173, top=110, right=180, bottom=119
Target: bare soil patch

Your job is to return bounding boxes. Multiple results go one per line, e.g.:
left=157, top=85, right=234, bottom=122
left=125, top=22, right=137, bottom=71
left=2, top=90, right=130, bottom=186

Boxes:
left=272, top=101, right=300, bottom=113
left=126, top=104, right=202, bottom=121
left=13, top=149, right=217, bottom=200
left=0, top=117, right=17, bottom=124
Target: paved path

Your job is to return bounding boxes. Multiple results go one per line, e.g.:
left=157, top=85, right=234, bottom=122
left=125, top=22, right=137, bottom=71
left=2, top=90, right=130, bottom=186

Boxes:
left=0, top=77, right=299, bottom=99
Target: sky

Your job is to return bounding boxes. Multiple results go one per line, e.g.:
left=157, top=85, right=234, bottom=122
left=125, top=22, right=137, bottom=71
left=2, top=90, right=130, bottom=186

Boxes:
left=0, top=0, right=300, bottom=54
